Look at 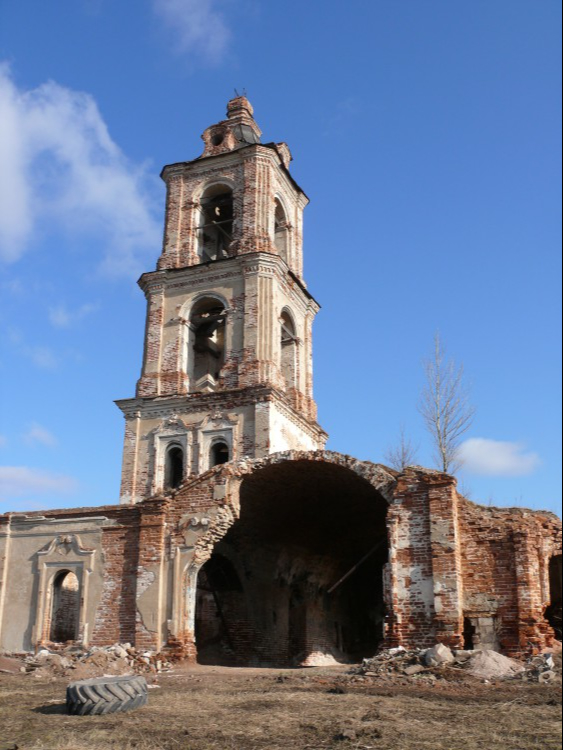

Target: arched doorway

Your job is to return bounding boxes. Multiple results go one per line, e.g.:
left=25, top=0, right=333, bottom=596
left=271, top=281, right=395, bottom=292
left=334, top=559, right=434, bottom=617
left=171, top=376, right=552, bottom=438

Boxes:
left=195, top=553, right=247, bottom=665
left=50, top=570, right=80, bottom=643
left=194, top=460, right=389, bottom=667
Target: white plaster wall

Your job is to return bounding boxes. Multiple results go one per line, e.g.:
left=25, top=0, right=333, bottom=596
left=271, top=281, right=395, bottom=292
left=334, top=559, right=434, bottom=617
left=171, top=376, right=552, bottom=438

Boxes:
left=0, top=517, right=108, bottom=652
left=121, top=403, right=257, bottom=503
left=268, top=402, right=321, bottom=454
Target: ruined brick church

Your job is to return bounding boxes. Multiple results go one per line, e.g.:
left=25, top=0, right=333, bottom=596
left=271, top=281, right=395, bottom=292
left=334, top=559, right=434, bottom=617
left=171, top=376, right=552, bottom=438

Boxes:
left=1, top=98, right=561, bottom=664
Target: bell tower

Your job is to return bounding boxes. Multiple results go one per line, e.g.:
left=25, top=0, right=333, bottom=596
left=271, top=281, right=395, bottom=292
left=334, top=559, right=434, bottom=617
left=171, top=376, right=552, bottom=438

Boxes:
left=116, top=97, right=327, bottom=504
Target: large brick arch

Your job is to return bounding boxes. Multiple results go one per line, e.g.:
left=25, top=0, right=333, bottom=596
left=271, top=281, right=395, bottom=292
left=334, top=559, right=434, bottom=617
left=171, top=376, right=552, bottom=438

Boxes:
left=184, top=450, right=397, bottom=567
left=170, top=451, right=397, bottom=663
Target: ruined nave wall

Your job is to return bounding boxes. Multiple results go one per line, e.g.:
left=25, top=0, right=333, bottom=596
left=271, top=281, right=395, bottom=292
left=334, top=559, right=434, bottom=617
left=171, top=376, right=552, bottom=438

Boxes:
left=459, top=499, right=562, bottom=655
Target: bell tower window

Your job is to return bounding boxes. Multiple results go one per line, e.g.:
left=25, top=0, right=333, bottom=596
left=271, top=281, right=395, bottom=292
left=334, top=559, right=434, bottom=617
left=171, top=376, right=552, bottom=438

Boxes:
left=189, top=297, right=227, bottom=393
left=210, top=441, right=230, bottom=467
left=274, top=199, right=289, bottom=263
left=281, top=310, right=297, bottom=390
left=165, top=445, right=184, bottom=489
left=198, top=185, right=234, bottom=262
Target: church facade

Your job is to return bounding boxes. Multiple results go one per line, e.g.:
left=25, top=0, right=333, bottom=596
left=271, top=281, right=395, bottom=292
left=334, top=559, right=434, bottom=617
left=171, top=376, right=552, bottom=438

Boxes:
left=0, top=99, right=561, bottom=665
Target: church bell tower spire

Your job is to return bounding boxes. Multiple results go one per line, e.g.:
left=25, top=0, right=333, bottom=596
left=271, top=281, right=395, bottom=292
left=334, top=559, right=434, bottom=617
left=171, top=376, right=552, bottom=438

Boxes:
left=116, top=97, right=327, bottom=504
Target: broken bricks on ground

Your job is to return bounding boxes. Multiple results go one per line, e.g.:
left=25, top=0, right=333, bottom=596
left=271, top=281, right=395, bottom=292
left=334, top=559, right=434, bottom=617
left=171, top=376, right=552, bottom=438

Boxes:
left=1, top=641, right=561, bottom=686
left=354, top=642, right=562, bottom=684
left=0, top=643, right=172, bottom=681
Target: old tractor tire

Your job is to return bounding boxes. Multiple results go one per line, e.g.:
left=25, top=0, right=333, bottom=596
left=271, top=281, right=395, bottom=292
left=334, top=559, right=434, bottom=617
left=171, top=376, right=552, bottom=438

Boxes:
left=66, top=675, right=148, bottom=716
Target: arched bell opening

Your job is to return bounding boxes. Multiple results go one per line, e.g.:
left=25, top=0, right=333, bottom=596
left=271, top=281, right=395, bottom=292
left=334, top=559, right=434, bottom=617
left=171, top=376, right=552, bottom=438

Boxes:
left=194, top=460, right=389, bottom=667
left=189, top=297, right=227, bottom=393
left=280, top=310, right=297, bottom=391
left=49, top=570, right=80, bottom=643
left=274, top=199, right=289, bottom=263
left=197, top=184, right=234, bottom=262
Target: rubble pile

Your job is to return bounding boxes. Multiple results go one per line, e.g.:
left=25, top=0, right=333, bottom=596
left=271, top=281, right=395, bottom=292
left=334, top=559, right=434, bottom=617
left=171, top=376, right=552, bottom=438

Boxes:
left=520, top=651, right=562, bottom=684
left=354, top=643, right=563, bottom=684
left=353, top=646, right=443, bottom=683
left=3, top=644, right=173, bottom=680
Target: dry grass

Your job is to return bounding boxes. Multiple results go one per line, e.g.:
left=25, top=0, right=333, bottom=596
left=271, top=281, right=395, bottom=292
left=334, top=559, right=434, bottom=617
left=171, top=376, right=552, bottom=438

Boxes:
left=0, top=665, right=561, bottom=750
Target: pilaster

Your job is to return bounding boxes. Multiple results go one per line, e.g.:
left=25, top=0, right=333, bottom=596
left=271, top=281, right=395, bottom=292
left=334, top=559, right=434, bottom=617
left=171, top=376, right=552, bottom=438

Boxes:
left=137, top=280, right=165, bottom=398
left=427, top=475, right=464, bottom=648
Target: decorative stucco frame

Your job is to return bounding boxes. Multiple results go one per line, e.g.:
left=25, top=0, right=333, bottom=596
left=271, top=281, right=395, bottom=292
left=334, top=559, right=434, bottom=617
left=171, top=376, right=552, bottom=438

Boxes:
left=33, top=534, right=96, bottom=647
left=195, top=413, right=239, bottom=474
left=149, top=415, right=191, bottom=494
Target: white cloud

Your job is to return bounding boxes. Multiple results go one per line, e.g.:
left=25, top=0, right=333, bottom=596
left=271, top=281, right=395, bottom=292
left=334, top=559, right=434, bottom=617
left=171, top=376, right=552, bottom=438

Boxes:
left=0, top=277, right=24, bottom=295
left=153, top=0, right=231, bottom=63
left=0, top=466, right=77, bottom=501
left=24, top=423, right=58, bottom=448
left=26, top=345, right=59, bottom=370
left=459, top=438, right=541, bottom=477
left=5, top=326, right=61, bottom=369
left=0, top=64, right=161, bottom=275
left=48, top=302, right=97, bottom=329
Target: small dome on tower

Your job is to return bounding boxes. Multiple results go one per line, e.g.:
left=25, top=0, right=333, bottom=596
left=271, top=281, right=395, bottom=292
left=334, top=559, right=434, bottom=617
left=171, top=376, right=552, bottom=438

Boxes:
left=227, top=95, right=254, bottom=119
left=201, top=95, right=262, bottom=158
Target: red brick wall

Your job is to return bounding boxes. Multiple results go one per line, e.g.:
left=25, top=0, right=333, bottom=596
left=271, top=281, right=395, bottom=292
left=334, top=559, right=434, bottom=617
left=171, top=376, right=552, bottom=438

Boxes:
left=14, top=456, right=560, bottom=661
left=459, top=499, right=562, bottom=655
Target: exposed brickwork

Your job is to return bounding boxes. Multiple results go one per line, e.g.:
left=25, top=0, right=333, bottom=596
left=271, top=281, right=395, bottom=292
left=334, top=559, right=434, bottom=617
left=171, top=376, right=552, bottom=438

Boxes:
left=1, top=453, right=560, bottom=662
left=0, top=99, right=560, bottom=667
left=118, top=98, right=324, bottom=504
left=50, top=572, right=79, bottom=642
left=459, top=499, right=562, bottom=655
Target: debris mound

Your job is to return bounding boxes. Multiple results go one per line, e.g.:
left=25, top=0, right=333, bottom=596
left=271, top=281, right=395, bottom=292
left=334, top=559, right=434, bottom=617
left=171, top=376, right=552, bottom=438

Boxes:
left=520, top=650, right=562, bottom=684
left=353, top=646, right=438, bottom=681
left=463, top=650, right=524, bottom=680
left=16, top=643, right=174, bottom=680
left=353, top=643, right=562, bottom=684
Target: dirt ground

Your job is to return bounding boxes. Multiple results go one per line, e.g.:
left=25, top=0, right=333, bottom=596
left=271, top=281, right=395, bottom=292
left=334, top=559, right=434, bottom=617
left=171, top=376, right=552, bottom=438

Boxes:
left=0, top=664, right=561, bottom=750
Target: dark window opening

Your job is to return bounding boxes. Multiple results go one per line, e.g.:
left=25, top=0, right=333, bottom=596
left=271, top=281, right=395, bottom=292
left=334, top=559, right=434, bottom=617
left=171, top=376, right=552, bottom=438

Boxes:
left=281, top=311, right=297, bottom=390
left=546, top=555, right=562, bottom=640
left=165, top=446, right=184, bottom=490
left=190, top=298, right=227, bottom=392
left=50, top=570, right=80, bottom=643
left=211, top=442, right=230, bottom=467
left=198, top=186, right=234, bottom=262
left=463, top=617, right=476, bottom=650
left=274, top=199, right=289, bottom=262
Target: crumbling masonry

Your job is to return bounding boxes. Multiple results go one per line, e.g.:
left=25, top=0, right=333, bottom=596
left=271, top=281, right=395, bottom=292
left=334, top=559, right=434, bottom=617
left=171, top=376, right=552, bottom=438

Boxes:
left=0, top=99, right=561, bottom=665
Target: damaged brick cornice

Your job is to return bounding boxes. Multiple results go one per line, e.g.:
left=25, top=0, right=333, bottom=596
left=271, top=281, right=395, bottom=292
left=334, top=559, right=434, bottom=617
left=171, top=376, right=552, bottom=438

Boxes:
left=137, top=252, right=320, bottom=309
left=168, top=450, right=398, bottom=506
left=115, top=387, right=327, bottom=444
left=160, top=143, right=309, bottom=204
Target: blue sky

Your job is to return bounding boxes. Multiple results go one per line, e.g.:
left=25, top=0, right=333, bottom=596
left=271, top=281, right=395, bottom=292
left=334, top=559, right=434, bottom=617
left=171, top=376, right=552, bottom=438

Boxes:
left=0, top=0, right=561, bottom=515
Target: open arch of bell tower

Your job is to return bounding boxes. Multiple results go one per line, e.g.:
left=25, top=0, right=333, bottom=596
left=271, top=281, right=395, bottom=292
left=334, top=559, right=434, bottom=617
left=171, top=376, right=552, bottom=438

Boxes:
left=116, top=97, right=327, bottom=504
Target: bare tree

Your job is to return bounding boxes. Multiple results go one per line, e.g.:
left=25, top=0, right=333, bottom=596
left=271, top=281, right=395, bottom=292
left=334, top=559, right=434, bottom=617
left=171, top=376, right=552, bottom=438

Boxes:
left=384, top=425, right=419, bottom=472
left=418, top=332, right=475, bottom=474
